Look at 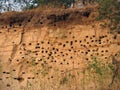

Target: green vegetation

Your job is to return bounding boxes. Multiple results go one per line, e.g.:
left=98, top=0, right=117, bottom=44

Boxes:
left=87, top=55, right=120, bottom=89
left=58, top=29, right=66, bottom=38
left=60, top=76, right=68, bottom=85
left=60, top=73, right=75, bottom=85
left=25, top=0, right=120, bottom=33
left=116, top=51, right=120, bottom=57
left=41, top=64, right=50, bottom=77
left=40, top=58, right=51, bottom=77
left=30, top=57, right=37, bottom=66
left=27, top=80, right=32, bottom=89
left=97, top=0, right=120, bottom=32
left=88, top=56, right=104, bottom=76
left=26, top=0, right=75, bottom=9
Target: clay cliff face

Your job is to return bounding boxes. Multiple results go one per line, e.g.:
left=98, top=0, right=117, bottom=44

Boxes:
left=0, top=7, right=120, bottom=90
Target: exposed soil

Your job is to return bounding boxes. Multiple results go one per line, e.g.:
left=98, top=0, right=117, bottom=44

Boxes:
left=0, top=5, right=98, bottom=29
left=0, top=5, right=120, bottom=90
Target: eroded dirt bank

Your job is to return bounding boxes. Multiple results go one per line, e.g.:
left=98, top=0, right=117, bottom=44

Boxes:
left=0, top=7, right=120, bottom=90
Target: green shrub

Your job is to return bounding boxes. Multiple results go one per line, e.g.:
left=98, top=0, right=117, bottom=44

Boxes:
left=97, top=0, right=120, bottom=32
left=26, top=0, right=75, bottom=9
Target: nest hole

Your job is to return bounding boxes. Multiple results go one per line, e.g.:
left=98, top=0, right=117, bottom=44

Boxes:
left=63, top=44, right=66, bottom=47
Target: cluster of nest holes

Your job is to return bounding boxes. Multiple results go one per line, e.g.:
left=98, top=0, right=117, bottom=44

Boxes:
left=11, top=41, right=111, bottom=66
left=0, top=15, right=119, bottom=90
left=9, top=23, right=22, bottom=28
left=0, top=17, right=32, bottom=30
left=1, top=32, right=118, bottom=86
left=18, top=41, right=78, bottom=66
left=19, top=34, right=112, bottom=62
left=1, top=26, right=8, bottom=29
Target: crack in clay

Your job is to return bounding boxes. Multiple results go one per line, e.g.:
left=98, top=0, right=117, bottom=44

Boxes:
left=10, top=44, right=18, bottom=60
left=10, top=23, right=27, bottom=59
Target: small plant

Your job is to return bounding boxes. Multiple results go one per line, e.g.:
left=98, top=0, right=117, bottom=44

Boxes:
left=116, top=51, right=120, bottom=57
left=57, top=29, right=66, bottom=38
left=26, top=80, right=32, bottom=89
left=40, top=58, right=51, bottom=77
left=60, top=76, right=68, bottom=85
left=88, top=56, right=103, bottom=76
left=41, top=64, right=49, bottom=77
left=81, top=70, right=85, bottom=90
left=60, top=72, right=75, bottom=85
left=30, top=57, right=37, bottom=66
